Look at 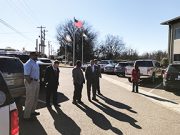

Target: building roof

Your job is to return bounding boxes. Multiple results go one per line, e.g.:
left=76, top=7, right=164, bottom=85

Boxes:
left=161, top=16, right=180, bottom=25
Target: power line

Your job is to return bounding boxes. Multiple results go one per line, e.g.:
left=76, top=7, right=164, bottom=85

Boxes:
left=0, top=18, right=31, bottom=41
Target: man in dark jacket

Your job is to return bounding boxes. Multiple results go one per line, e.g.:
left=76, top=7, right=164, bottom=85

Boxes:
left=94, top=59, right=102, bottom=95
left=45, top=60, right=60, bottom=107
left=85, top=60, right=99, bottom=101
left=72, top=60, right=85, bottom=104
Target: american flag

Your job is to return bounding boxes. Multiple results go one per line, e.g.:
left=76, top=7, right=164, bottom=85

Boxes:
left=74, top=18, right=83, bottom=28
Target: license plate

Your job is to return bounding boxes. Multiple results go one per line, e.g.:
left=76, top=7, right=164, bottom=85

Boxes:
left=6, top=80, right=15, bottom=85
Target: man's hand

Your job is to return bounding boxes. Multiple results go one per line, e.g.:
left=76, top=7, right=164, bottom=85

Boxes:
left=24, top=75, right=32, bottom=84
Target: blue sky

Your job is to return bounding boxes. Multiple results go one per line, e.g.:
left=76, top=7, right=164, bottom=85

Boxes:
left=0, top=0, right=179, bottom=54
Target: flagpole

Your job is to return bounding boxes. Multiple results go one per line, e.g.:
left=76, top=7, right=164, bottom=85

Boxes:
left=82, top=32, right=84, bottom=65
left=73, top=31, right=75, bottom=67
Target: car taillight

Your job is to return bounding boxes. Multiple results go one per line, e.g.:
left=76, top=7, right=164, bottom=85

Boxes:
left=11, top=109, right=19, bottom=135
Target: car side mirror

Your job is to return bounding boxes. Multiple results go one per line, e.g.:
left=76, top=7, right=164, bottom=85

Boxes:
left=0, top=91, right=6, bottom=106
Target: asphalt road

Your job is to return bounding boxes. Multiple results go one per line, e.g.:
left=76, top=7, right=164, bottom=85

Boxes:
left=19, top=68, right=180, bottom=135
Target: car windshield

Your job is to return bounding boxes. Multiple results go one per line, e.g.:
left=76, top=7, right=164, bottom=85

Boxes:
left=118, top=63, right=128, bottom=67
left=135, top=61, right=153, bottom=67
left=168, top=65, right=180, bottom=73
left=0, top=58, right=23, bottom=73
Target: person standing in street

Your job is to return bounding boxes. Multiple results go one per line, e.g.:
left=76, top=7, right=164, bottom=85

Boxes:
left=72, top=60, right=85, bottom=104
left=44, top=60, right=60, bottom=107
left=85, top=60, right=99, bottom=101
left=24, top=52, right=40, bottom=120
left=131, top=65, right=140, bottom=93
left=94, top=59, right=102, bottom=95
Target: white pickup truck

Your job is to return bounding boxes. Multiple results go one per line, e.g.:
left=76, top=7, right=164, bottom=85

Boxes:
left=125, top=60, right=162, bottom=83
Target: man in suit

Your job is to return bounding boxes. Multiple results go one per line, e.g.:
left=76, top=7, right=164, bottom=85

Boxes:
left=85, top=60, right=99, bottom=101
left=94, top=59, right=102, bottom=95
left=72, top=60, right=85, bottom=104
left=45, top=60, right=60, bottom=107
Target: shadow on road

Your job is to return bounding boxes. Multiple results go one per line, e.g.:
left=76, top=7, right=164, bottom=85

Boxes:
left=48, top=106, right=81, bottom=135
left=139, top=93, right=178, bottom=104
left=139, top=79, right=163, bottom=89
left=19, top=117, right=47, bottom=135
left=97, top=95, right=137, bottom=114
left=76, top=103, right=123, bottom=135
left=92, top=101, right=142, bottom=129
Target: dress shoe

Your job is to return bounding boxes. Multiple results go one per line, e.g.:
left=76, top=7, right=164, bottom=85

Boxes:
left=46, top=104, right=51, bottom=107
left=72, top=101, right=77, bottom=105
left=77, top=100, right=84, bottom=104
left=54, top=104, right=60, bottom=107
left=92, top=98, right=99, bottom=102
left=31, top=112, right=40, bottom=116
left=98, top=92, right=103, bottom=95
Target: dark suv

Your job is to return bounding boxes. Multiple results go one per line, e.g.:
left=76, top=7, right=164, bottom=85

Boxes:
left=163, top=63, right=180, bottom=89
left=0, top=56, right=25, bottom=98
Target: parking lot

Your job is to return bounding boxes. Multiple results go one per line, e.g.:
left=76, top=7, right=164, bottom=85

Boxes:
left=18, top=68, right=180, bottom=135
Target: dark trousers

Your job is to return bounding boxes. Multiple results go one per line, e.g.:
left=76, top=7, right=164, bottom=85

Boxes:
left=46, top=85, right=58, bottom=105
left=87, top=80, right=96, bottom=100
left=96, top=78, right=100, bottom=93
left=73, top=83, right=83, bottom=101
left=132, top=82, right=138, bottom=92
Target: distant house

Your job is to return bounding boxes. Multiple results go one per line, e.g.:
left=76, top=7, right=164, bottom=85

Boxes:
left=161, top=16, right=180, bottom=63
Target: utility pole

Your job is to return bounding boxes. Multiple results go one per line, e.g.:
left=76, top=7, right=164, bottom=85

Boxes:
left=48, top=41, right=51, bottom=57
left=37, top=26, right=47, bottom=55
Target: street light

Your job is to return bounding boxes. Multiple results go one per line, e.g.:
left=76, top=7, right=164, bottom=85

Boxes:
left=65, top=35, right=71, bottom=66
left=82, top=32, right=88, bottom=65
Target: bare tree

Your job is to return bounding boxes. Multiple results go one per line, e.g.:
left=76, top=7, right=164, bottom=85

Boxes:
left=98, top=35, right=125, bottom=59
left=56, top=19, right=97, bottom=62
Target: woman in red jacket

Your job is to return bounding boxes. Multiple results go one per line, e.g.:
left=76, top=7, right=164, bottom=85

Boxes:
left=131, top=65, right=140, bottom=93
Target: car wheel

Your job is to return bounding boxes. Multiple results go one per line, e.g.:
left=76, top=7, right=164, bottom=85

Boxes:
left=128, top=77, right=132, bottom=83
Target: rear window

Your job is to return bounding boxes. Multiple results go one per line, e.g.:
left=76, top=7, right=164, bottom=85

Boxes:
left=16, top=55, right=29, bottom=63
left=168, top=65, right=180, bottom=73
left=135, top=61, right=153, bottom=67
left=0, top=58, right=23, bottom=73
left=118, top=63, right=128, bottom=67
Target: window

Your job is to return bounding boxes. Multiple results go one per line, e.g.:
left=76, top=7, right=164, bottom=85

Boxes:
left=135, top=61, right=153, bottom=67
left=0, top=58, right=23, bottom=73
left=175, top=28, right=180, bottom=40
left=174, top=54, right=180, bottom=61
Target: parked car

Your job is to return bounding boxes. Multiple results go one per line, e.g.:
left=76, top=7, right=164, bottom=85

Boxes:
left=125, top=60, right=162, bottom=83
left=104, top=64, right=115, bottom=74
left=81, top=62, right=90, bottom=71
left=0, top=56, right=25, bottom=99
left=98, top=60, right=115, bottom=72
left=37, top=58, right=52, bottom=88
left=0, top=72, right=19, bottom=135
left=163, top=63, right=180, bottom=90
left=115, top=61, right=134, bottom=77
